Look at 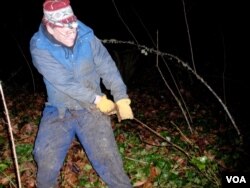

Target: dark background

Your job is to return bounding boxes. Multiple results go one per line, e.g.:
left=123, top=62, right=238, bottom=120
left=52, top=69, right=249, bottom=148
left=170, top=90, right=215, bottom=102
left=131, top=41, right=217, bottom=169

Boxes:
left=1, top=0, right=249, bottom=153
left=1, top=0, right=248, bottom=85
left=1, top=0, right=248, bottom=76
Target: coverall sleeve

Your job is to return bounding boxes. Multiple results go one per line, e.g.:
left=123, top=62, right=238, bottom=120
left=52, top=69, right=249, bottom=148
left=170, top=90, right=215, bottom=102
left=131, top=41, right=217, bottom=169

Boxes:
left=90, top=36, right=128, bottom=102
left=31, top=48, right=96, bottom=104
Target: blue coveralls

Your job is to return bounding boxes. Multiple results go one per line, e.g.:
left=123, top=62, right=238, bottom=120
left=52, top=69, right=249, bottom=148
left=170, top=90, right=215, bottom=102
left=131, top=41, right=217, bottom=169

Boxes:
left=30, top=21, right=132, bottom=188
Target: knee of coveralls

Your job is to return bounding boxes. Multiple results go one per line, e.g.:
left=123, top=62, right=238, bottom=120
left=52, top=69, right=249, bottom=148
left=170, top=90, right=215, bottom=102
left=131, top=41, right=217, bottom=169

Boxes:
left=75, top=109, right=133, bottom=188
left=33, top=106, right=75, bottom=188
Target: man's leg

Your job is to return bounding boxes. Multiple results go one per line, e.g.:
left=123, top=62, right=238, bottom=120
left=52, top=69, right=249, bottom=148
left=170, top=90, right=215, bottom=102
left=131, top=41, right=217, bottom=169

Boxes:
left=75, top=109, right=133, bottom=188
left=33, top=106, right=75, bottom=188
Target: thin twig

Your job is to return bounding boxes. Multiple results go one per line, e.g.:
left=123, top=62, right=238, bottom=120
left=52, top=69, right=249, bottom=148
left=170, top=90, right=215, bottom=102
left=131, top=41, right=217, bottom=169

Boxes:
left=133, top=117, right=191, bottom=159
left=102, top=39, right=242, bottom=143
left=111, top=0, right=139, bottom=46
left=170, top=121, right=193, bottom=146
left=156, top=59, right=193, bottom=134
left=125, top=157, right=148, bottom=165
left=0, top=81, right=22, bottom=188
left=0, top=172, right=17, bottom=188
left=182, top=0, right=196, bottom=72
left=155, top=31, right=193, bottom=133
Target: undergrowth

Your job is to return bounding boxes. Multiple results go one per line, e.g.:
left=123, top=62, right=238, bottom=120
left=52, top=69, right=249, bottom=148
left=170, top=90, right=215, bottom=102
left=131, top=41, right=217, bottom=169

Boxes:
left=0, top=84, right=247, bottom=188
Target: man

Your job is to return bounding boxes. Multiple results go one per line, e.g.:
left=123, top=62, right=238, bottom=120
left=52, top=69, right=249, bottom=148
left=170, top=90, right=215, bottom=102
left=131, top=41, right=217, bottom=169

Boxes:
left=29, top=0, right=134, bottom=187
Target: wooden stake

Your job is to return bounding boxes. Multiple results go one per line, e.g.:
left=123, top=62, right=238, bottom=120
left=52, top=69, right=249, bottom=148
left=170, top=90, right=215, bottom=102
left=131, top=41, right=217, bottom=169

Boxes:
left=0, top=81, right=22, bottom=188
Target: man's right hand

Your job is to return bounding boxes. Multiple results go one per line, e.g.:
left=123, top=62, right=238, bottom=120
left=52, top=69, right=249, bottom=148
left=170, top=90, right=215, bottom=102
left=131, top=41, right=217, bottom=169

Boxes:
left=95, top=95, right=116, bottom=114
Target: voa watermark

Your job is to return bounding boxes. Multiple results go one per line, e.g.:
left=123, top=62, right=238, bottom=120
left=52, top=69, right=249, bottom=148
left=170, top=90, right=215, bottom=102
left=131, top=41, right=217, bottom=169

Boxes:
left=222, top=173, right=249, bottom=187
left=226, top=175, right=246, bottom=184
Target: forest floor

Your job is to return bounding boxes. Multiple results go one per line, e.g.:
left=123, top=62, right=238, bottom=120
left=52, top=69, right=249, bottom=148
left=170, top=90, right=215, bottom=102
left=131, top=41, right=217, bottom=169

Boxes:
left=0, top=62, right=250, bottom=188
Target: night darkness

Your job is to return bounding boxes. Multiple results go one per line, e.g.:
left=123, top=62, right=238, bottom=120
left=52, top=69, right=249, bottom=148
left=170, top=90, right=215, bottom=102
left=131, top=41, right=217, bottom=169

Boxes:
left=2, top=0, right=248, bottom=80
left=1, top=0, right=250, bottom=184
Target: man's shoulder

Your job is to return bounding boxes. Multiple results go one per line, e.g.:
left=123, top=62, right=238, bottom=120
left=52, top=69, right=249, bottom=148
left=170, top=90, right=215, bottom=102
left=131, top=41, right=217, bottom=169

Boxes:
left=30, top=24, right=45, bottom=47
left=77, top=21, right=94, bottom=38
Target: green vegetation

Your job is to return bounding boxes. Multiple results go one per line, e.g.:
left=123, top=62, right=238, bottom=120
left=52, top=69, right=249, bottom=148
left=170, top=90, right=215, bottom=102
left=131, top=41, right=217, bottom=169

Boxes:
left=0, top=86, right=247, bottom=188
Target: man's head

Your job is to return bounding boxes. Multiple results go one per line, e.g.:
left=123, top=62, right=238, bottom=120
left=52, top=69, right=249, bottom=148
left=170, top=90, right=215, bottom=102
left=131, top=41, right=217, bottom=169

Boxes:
left=43, top=0, right=78, bottom=47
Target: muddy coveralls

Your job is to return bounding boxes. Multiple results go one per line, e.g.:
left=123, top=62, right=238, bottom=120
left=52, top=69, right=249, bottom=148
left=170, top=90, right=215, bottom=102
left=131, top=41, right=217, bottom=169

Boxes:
left=30, top=21, right=132, bottom=188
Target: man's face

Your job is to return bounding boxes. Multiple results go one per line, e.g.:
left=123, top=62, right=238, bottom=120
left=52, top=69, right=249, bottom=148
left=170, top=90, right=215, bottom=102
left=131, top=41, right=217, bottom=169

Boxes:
left=49, top=26, right=77, bottom=47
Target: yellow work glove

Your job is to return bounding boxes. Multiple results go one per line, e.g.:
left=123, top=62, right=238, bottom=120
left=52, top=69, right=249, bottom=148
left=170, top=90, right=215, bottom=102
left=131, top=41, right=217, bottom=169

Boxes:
left=96, top=95, right=116, bottom=114
left=116, top=98, right=134, bottom=122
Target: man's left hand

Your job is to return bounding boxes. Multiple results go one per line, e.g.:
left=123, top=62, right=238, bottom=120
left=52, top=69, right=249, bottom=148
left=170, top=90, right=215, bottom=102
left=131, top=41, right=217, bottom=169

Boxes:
left=115, top=98, right=134, bottom=122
